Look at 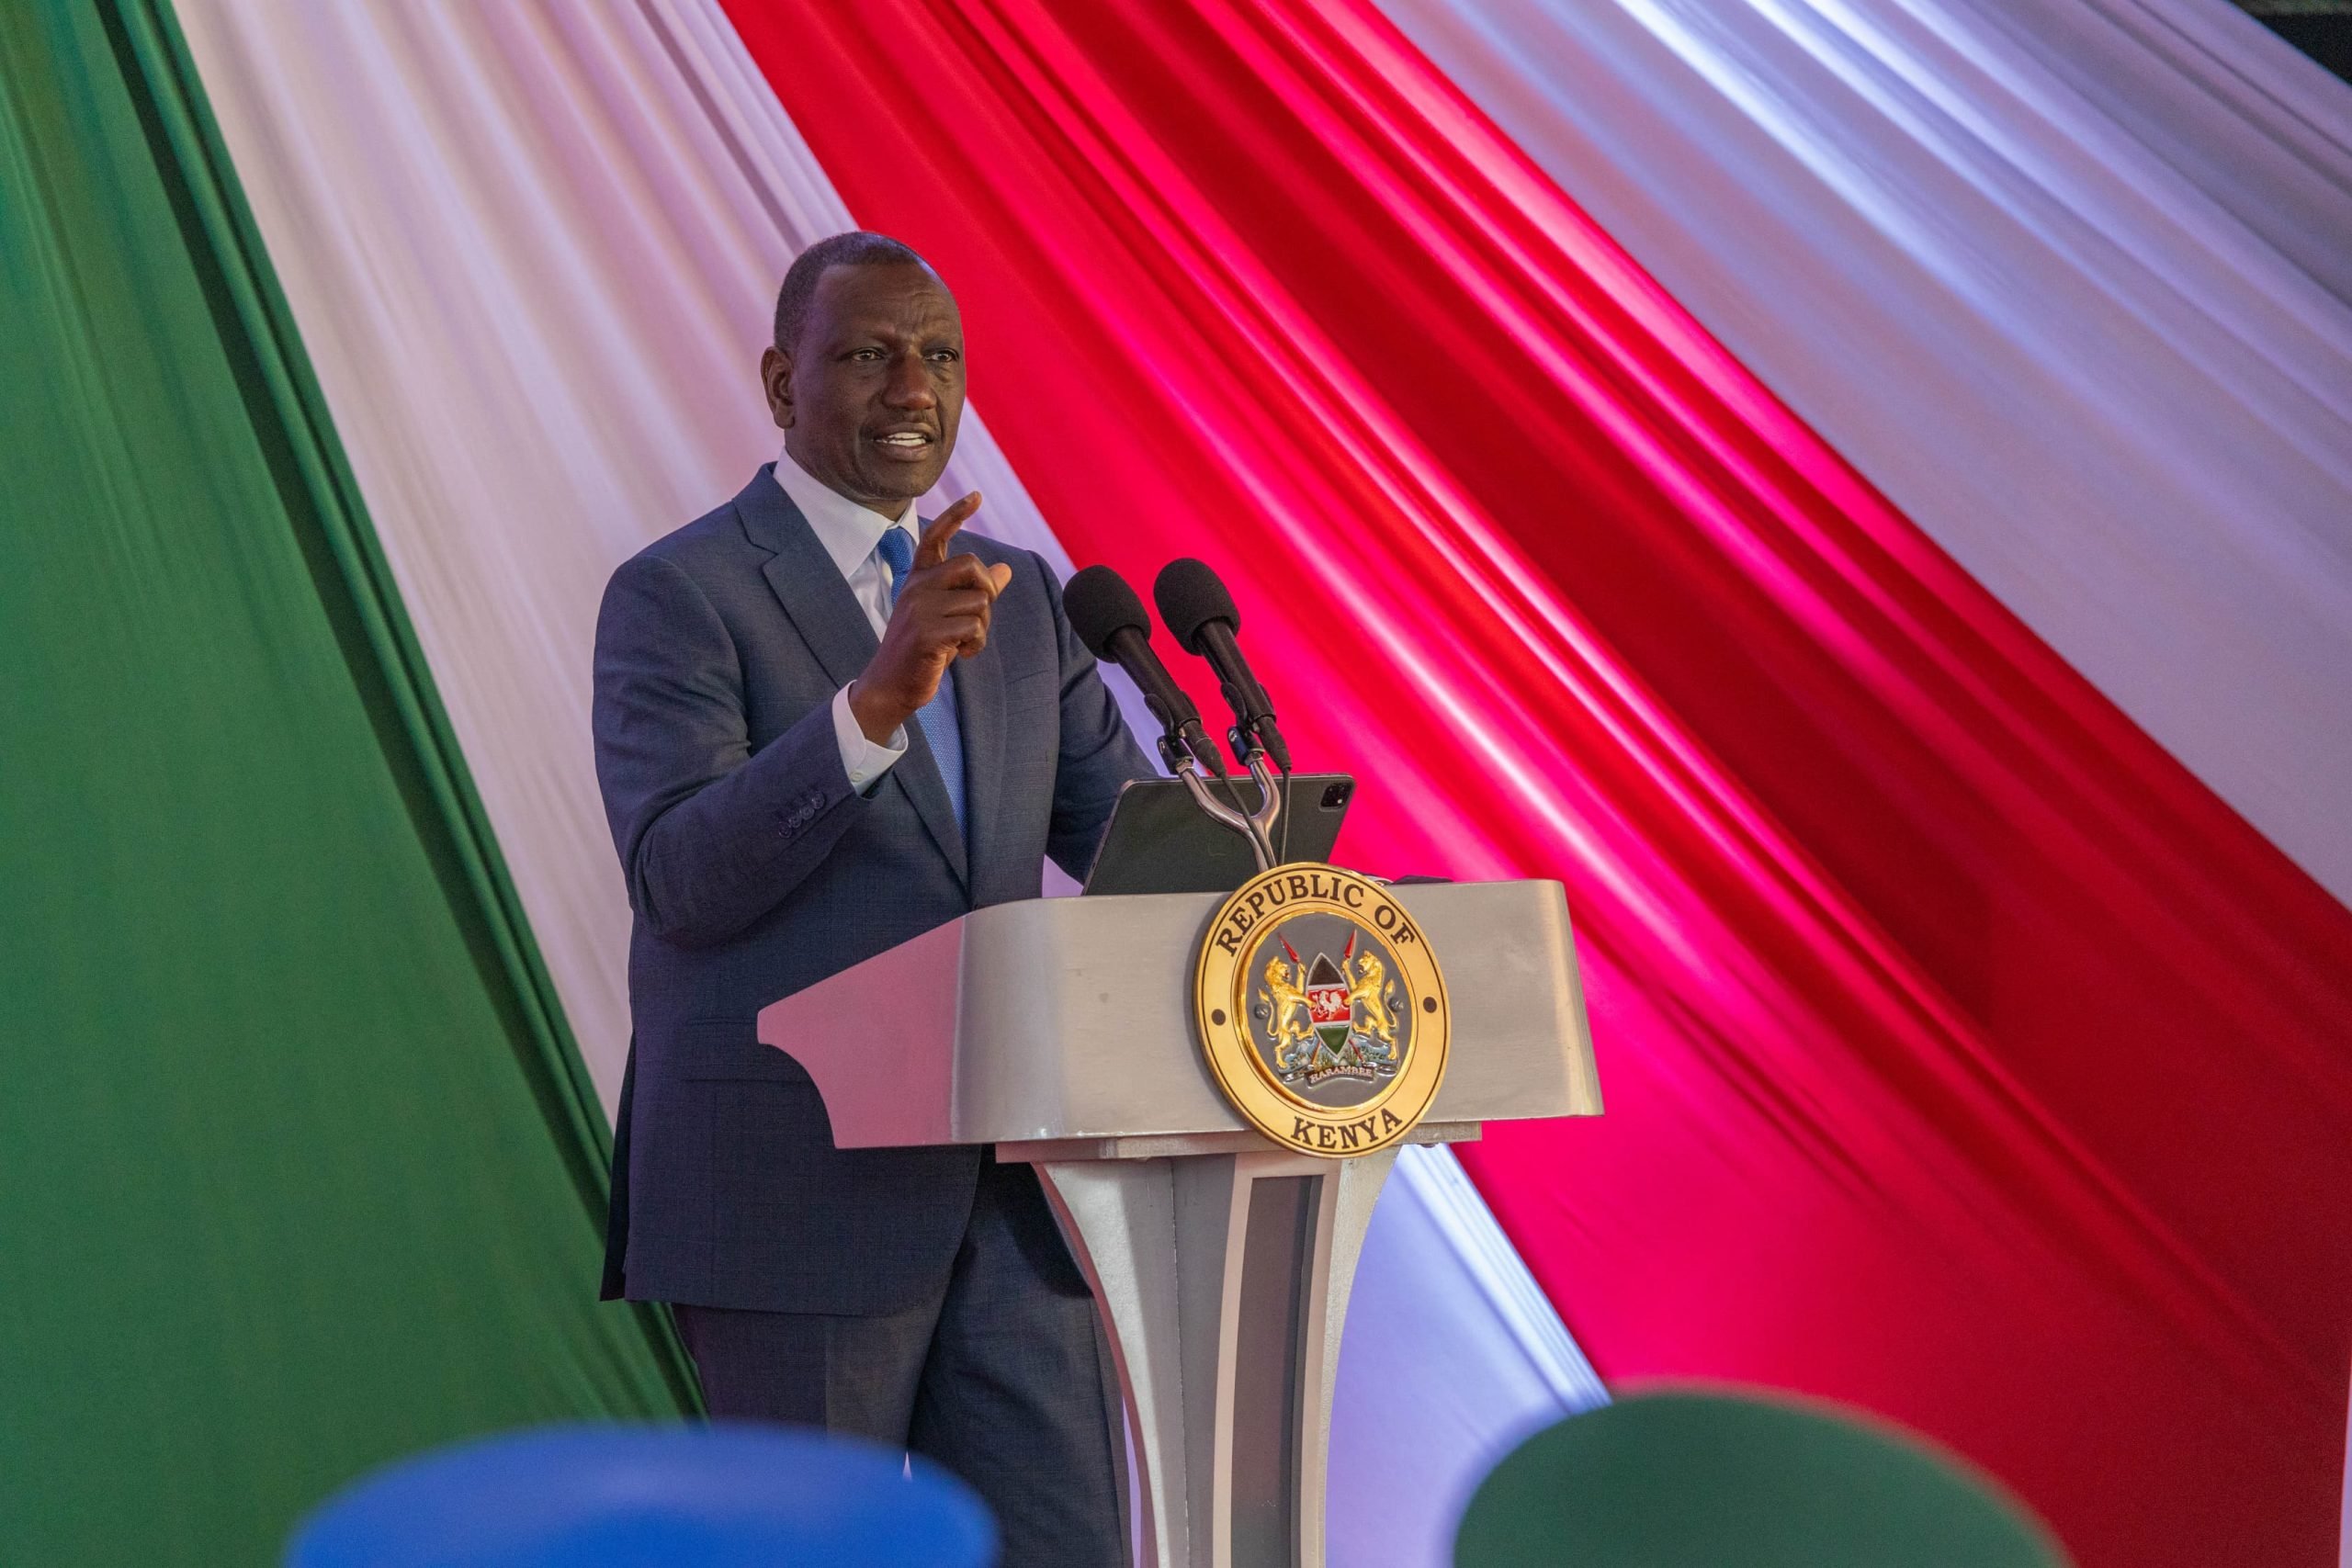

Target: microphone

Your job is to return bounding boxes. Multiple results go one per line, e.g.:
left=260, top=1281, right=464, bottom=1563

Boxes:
left=1151, top=558, right=1291, bottom=773
left=1062, top=565, right=1227, bottom=777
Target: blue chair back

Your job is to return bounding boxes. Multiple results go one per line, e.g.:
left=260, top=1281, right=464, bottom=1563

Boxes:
left=288, top=1422, right=995, bottom=1567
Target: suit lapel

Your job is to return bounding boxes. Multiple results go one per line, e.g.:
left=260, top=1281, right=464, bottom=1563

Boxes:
left=734, top=468, right=967, bottom=888
left=736, top=468, right=875, bottom=689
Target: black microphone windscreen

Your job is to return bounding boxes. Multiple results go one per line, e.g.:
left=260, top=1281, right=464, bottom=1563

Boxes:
left=1151, top=558, right=1238, bottom=656
left=1062, top=565, right=1152, bottom=663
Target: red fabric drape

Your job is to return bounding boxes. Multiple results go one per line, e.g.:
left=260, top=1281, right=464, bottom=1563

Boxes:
left=725, top=2, right=2352, bottom=1560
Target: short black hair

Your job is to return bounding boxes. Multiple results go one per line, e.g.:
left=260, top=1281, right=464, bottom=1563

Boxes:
left=772, top=231, right=932, bottom=355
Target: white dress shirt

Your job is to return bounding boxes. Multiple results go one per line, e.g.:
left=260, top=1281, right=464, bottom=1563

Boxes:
left=770, top=449, right=919, bottom=792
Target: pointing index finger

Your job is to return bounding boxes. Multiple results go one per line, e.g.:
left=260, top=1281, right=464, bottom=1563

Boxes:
left=913, top=491, right=983, bottom=570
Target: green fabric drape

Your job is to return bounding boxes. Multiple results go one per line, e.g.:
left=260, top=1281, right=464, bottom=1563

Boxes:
left=1, top=5, right=695, bottom=1562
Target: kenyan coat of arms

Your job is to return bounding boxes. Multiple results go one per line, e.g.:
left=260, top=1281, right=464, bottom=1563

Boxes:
left=1193, top=863, right=1450, bottom=1156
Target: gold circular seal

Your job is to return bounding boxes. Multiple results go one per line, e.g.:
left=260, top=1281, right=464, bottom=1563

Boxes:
left=1193, top=864, right=1449, bottom=1158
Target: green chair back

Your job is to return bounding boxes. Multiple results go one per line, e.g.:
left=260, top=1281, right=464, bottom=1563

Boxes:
left=1455, top=1390, right=2069, bottom=1567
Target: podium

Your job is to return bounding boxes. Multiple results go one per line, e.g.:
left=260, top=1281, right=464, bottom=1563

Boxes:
left=758, top=879, right=1600, bottom=1568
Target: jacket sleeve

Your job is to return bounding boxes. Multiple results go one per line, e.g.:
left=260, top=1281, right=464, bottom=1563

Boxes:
left=593, top=550, right=867, bottom=948
left=1036, top=549, right=1157, bottom=882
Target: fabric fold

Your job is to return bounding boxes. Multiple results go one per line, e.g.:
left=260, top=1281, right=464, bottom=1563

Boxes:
left=1374, top=0, right=2352, bottom=907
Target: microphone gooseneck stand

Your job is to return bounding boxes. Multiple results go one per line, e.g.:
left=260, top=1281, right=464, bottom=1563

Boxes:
left=1173, top=751, right=1280, bottom=872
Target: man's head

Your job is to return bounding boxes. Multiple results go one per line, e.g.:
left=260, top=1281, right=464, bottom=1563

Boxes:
left=763, top=232, right=964, bottom=515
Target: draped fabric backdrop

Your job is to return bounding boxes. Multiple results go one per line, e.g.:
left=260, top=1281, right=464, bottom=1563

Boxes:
left=6, top=1, right=2350, bottom=1565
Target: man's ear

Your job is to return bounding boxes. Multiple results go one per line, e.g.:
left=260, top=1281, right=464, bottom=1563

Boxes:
left=760, top=344, right=794, bottom=431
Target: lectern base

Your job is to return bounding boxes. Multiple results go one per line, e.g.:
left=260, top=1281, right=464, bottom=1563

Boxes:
left=1020, top=1129, right=1472, bottom=1568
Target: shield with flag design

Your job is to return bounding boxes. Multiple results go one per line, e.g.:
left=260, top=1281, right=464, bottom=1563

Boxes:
left=1306, top=952, right=1352, bottom=1061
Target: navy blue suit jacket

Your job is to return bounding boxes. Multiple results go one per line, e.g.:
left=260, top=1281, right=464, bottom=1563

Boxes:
left=592, top=467, right=1149, bottom=1313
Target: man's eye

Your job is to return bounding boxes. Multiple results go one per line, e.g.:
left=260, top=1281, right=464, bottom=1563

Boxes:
left=929, top=349, right=961, bottom=364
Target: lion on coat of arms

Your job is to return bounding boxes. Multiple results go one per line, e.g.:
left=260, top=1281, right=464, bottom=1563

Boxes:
left=1261, top=956, right=1317, bottom=1069
left=1348, top=950, right=1400, bottom=1055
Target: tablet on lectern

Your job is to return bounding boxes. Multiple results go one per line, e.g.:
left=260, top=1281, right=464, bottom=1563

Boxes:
left=1080, top=773, right=1354, bottom=897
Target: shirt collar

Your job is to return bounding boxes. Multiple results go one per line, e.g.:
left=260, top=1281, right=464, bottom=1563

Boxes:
left=771, top=447, right=921, bottom=580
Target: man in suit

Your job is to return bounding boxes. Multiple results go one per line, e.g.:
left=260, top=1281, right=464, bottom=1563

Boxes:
left=592, top=231, right=1148, bottom=1564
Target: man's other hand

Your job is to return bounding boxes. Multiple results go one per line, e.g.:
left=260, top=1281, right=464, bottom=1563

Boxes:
left=848, top=491, right=1012, bottom=742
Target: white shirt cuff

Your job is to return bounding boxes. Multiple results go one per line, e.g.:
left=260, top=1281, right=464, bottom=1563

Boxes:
left=831, top=683, right=907, bottom=793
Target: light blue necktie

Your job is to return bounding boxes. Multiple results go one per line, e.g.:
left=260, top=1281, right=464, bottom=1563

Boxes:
left=873, top=526, right=966, bottom=835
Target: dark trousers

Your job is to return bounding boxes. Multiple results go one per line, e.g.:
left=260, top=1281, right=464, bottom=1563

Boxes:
left=673, top=1156, right=1126, bottom=1567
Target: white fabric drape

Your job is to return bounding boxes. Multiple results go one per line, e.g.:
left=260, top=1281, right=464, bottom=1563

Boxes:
left=174, top=6, right=1598, bottom=1551
left=175, top=0, right=1080, bottom=1106
left=1374, top=0, right=2352, bottom=908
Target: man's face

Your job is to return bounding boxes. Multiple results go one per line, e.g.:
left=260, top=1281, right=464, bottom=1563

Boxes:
left=764, top=262, right=964, bottom=515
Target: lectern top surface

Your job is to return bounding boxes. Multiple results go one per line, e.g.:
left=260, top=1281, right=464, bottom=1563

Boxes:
left=757, top=880, right=1600, bottom=1151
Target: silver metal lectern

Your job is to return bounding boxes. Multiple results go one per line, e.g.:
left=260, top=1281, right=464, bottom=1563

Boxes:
left=757, top=880, right=1600, bottom=1568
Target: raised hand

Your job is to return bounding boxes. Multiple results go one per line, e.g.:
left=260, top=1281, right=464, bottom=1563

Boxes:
left=847, top=491, right=1014, bottom=743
